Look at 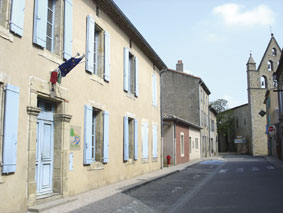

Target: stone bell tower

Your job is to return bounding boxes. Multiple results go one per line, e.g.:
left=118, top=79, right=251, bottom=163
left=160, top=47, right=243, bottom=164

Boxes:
left=247, top=34, right=281, bottom=156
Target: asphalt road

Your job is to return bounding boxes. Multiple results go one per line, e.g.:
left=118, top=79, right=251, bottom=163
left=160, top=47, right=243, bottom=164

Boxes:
left=72, top=155, right=283, bottom=213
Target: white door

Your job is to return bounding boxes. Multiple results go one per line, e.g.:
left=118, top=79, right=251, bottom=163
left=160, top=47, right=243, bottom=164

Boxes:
left=36, top=100, right=54, bottom=195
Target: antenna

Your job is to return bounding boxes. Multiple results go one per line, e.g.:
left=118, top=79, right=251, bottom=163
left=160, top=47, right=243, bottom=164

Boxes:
left=270, top=26, right=273, bottom=36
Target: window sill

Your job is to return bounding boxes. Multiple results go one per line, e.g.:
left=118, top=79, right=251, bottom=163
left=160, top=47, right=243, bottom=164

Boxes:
left=0, top=25, right=13, bottom=42
left=89, top=74, right=105, bottom=86
left=124, top=158, right=136, bottom=165
left=125, top=93, right=136, bottom=100
left=88, top=161, right=104, bottom=171
left=142, top=158, right=149, bottom=164
left=38, top=51, right=63, bottom=65
left=152, top=157, right=158, bottom=162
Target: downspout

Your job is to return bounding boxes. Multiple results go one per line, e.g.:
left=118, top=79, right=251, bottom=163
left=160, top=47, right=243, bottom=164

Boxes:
left=208, top=107, right=211, bottom=157
left=160, top=68, right=167, bottom=169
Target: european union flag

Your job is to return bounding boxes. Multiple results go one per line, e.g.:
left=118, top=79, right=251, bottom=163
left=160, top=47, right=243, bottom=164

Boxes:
left=59, top=55, right=84, bottom=77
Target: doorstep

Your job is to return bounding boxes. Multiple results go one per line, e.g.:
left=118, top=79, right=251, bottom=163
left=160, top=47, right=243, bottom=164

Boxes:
left=28, top=196, right=77, bottom=212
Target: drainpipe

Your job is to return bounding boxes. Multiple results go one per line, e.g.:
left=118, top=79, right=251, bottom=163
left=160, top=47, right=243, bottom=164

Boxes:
left=160, top=68, right=167, bottom=169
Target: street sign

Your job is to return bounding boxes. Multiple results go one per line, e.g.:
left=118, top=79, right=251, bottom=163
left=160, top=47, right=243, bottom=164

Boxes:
left=234, top=138, right=246, bottom=143
left=268, top=126, right=275, bottom=132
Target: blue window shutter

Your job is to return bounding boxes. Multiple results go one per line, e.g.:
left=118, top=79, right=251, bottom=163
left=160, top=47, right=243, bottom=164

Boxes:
left=123, top=47, right=129, bottom=92
left=123, top=116, right=129, bottom=161
left=84, top=105, right=93, bottom=164
left=64, top=0, right=72, bottom=60
left=86, top=15, right=95, bottom=73
left=134, top=119, right=138, bottom=160
left=152, top=125, right=158, bottom=158
left=154, top=74, right=157, bottom=106
left=103, top=111, right=109, bottom=163
left=145, top=122, right=149, bottom=159
left=104, top=31, right=110, bottom=82
left=2, top=84, right=20, bottom=174
left=10, top=0, right=25, bottom=36
left=33, top=0, right=48, bottom=48
left=134, top=57, right=139, bottom=97
left=152, top=74, right=155, bottom=106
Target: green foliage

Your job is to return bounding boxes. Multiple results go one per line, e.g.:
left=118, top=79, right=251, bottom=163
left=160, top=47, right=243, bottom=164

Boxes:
left=210, top=99, right=228, bottom=113
left=210, top=98, right=234, bottom=137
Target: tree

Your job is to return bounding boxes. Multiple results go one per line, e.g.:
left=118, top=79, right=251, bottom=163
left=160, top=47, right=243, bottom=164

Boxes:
left=210, top=99, right=228, bottom=113
left=210, top=98, right=234, bottom=137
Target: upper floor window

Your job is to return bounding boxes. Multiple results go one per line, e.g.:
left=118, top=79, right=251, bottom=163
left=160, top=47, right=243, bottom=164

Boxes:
left=261, top=76, right=267, bottom=88
left=86, top=15, right=110, bottom=81
left=211, top=120, right=215, bottom=132
left=268, top=60, right=273, bottom=71
left=33, top=0, right=72, bottom=59
left=272, top=48, right=277, bottom=56
left=123, top=47, right=138, bottom=96
left=46, top=0, right=55, bottom=52
left=0, top=0, right=25, bottom=36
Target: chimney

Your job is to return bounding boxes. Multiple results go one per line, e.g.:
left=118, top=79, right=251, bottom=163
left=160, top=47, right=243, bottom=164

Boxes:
left=176, top=60, right=183, bottom=72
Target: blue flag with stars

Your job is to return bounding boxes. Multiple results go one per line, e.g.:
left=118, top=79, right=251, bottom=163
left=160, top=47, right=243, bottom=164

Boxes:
left=59, top=55, right=84, bottom=77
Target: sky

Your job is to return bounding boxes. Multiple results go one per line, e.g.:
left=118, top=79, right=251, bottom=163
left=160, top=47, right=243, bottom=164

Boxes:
left=113, top=0, right=283, bottom=108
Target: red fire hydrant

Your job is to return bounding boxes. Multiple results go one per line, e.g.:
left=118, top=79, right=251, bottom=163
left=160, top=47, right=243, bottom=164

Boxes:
left=166, top=155, right=171, bottom=166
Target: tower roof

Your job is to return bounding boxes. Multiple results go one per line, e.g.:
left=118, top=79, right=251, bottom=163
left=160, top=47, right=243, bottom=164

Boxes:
left=247, top=53, right=256, bottom=64
left=257, top=33, right=281, bottom=70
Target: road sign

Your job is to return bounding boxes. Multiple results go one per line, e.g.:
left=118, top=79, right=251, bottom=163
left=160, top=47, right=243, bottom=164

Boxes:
left=269, top=126, right=275, bottom=132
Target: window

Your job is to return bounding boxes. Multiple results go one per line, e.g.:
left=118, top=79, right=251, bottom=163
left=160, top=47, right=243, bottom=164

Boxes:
left=236, top=117, right=239, bottom=128
left=261, top=76, right=267, bottom=88
left=272, top=48, right=277, bottom=56
left=195, top=138, right=199, bottom=149
left=86, top=15, right=110, bottom=81
left=211, top=120, right=215, bottom=132
left=1, top=84, right=20, bottom=174
left=142, top=121, right=149, bottom=159
left=180, top=133, right=184, bottom=157
left=123, top=116, right=138, bottom=161
left=189, top=136, right=191, bottom=154
left=46, top=0, right=55, bottom=52
left=268, top=60, right=273, bottom=71
left=152, top=124, right=158, bottom=158
left=33, top=0, right=72, bottom=59
left=96, top=6, right=100, bottom=17
left=84, top=105, right=109, bottom=164
left=152, top=73, right=157, bottom=106
left=0, top=0, right=25, bottom=36
left=124, top=48, right=138, bottom=96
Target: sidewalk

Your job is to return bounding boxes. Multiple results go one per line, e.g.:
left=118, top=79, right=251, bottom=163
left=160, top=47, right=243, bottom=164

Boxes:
left=265, top=156, right=283, bottom=170
left=33, top=157, right=220, bottom=213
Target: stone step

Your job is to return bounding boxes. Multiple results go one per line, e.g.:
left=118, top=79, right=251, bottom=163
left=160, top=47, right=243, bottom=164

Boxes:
left=28, top=196, right=77, bottom=212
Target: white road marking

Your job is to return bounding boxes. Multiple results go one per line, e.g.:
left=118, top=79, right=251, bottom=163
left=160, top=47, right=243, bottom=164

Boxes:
left=267, top=165, right=275, bottom=170
left=171, top=186, right=183, bottom=193
left=252, top=167, right=259, bottom=171
left=236, top=168, right=244, bottom=173
left=193, top=174, right=200, bottom=179
left=219, top=169, right=228, bottom=174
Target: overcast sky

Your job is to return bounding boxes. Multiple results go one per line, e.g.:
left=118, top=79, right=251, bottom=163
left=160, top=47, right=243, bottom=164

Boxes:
left=113, top=0, right=283, bottom=108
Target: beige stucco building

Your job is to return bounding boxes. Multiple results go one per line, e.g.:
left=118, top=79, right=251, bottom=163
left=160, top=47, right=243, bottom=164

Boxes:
left=0, top=0, right=166, bottom=212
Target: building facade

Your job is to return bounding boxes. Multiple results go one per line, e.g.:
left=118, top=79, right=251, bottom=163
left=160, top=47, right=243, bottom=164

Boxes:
left=0, top=0, right=166, bottom=212
left=209, top=106, right=218, bottom=155
left=161, top=61, right=210, bottom=164
left=247, top=34, right=281, bottom=156
left=264, top=89, right=280, bottom=158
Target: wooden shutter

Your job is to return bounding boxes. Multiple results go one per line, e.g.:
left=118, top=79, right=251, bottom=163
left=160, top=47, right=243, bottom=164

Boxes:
left=142, top=122, right=148, bottom=159
left=134, top=56, right=139, bottom=97
left=63, top=0, right=72, bottom=60
left=152, top=124, right=158, bottom=158
left=123, top=47, right=129, bottom=92
left=33, top=0, right=48, bottom=48
left=10, top=0, right=25, bottom=36
left=86, top=15, right=95, bottom=73
left=2, top=84, right=20, bottom=174
left=134, top=119, right=138, bottom=160
left=84, top=105, right=93, bottom=164
left=123, top=116, right=129, bottom=161
left=104, top=31, right=110, bottom=82
left=103, top=111, right=109, bottom=163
